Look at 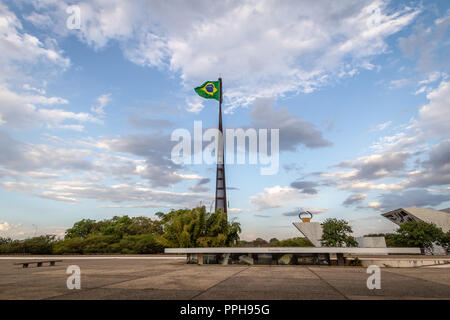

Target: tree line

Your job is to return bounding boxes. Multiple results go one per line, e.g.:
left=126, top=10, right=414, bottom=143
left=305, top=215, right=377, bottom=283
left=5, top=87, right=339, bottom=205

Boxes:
left=318, top=218, right=449, bottom=253
left=0, top=207, right=240, bottom=254
left=0, top=210, right=448, bottom=254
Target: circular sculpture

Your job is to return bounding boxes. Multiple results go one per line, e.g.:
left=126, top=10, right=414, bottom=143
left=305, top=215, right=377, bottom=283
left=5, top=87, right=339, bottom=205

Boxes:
left=299, top=211, right=313, bottom=223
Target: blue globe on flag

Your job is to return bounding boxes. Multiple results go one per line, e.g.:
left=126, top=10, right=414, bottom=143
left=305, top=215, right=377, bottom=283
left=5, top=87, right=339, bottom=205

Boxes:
left=205, top=83, right=214, bottom=93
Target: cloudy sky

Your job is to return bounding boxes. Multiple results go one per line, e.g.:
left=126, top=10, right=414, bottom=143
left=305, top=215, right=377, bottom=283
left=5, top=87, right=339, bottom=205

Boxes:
left=0, top=0, right=449, bottom=240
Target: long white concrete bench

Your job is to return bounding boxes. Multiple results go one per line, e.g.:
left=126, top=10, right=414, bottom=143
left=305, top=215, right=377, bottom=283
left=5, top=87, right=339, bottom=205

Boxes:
left=165, top=247, right=422, bottom=266
left=165, top=247, right=421, bottom=254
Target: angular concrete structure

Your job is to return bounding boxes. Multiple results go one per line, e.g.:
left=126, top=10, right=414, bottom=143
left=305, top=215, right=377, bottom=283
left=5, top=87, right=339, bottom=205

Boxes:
left=292, top=222, right=323, bottom=247
left=382, top=207, right=450, bottom=232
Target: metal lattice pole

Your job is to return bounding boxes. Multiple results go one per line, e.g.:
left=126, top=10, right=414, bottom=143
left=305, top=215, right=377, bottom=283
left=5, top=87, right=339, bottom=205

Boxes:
left=215, top=77, right=227, bottom=215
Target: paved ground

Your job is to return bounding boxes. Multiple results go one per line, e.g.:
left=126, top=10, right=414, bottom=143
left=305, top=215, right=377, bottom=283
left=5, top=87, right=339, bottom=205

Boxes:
left=0, top=256, right=449, bottom=300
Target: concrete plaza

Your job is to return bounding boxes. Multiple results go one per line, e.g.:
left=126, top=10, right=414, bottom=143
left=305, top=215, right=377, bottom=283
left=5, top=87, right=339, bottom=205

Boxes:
left=0, top=256, right=449, bottom=300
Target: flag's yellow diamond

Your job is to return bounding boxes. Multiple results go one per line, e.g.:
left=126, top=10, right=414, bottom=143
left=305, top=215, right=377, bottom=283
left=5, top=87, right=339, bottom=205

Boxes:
left=201, top=83, right=217, bottom=95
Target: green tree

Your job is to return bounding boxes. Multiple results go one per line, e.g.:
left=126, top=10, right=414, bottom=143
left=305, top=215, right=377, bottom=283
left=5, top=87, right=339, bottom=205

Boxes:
left=395, top=221, right=445, bottom=252
left=100, top=216, right=134, bottom=238
left=0, top=235, right=57, bottom=254
left=320, top=218, right=357, bottom=247
left=252, top=238, right=268, bottom=247
left=0, top=237, right=12, bottom=246
left=53, top=237, right=84, bottom=254
left=159, top=206, right=241, bottom=248
left=128, top=216, right=164, bottom=235
left=439, top=231, right=450, bottom=254
left=65, top=219, right=98, bottom=239
left=270, top=237, right=313, bottom=247
left=1, top=209, right=238, bottom=254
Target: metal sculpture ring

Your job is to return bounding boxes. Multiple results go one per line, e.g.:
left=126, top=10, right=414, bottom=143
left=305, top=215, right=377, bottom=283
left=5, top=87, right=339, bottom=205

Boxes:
left=299, top=211, right=313, bottom=222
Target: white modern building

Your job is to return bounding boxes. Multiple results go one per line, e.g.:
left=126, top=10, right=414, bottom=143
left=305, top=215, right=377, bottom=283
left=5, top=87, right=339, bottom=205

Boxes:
left=382, top=207, right=450, bottom=233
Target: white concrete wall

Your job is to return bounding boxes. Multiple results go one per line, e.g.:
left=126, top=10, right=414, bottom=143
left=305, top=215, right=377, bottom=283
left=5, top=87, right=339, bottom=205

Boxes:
left=356, top=237, right=386, bottom=248
left=292, top=222, right=323, bottom=247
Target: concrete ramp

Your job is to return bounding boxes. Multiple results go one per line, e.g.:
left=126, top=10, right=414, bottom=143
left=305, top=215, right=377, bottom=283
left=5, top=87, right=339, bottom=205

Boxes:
left=293, top=222, right=323, bottom=247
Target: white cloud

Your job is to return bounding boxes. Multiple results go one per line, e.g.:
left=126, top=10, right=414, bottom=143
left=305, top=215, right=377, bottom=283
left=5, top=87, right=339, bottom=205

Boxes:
left=389, top=78, right=410, bottom=89
left=414, top=85, right=428, bottom=95
left=368, top=201, right=381, bottom=208
left=26, top=0, right=419, bottom=111
left=1, top=180, right=212, bottom=207
left=418, top=71, right=444, bottom=85
left=39, top=191, right=80, bottom=203
left=339, top=181, right=404, bottom=191
left=372, top=120, right=392, bottom=131
left=250, top=98, right=331, bottom=150
left=23, top=84, right=46, bottom=95
left=304, top=208, right=328, bottom=214
left=250, top=185, right=313, bottom=211
left=324, top=80, right=450, bottom=192
left=0, top=3, right=69, bottom=83
left=320, top=170, right=358, bottom=180
left=91, top=93, right=111, bottom=116
left=0, top=86, right=100, bottom=130
left=0, top=222, right=66, bottom=239
left=26, top=171, right=61, bottom=179
left=377, top=189, right=450, bottom=211
left=186, top=96, right=204, bottom=113
left=404, top=139, right=450, bottom=188
left=343, top=193, right=367, bottom=206
left=0, top=221, right=10, bottom=231
left=416, top=81, right=450, bottom=136
left=97, top=203, right=175, bottom=209
left=337, top=151, right=410, bottom=180
left=398, top=12, right=450, bottom=74
left=0, top=5, right=86, bottom=132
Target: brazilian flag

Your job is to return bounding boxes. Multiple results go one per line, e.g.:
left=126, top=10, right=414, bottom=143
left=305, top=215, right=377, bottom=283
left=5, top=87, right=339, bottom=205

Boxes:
left=194, top=81, right=220, bottom=101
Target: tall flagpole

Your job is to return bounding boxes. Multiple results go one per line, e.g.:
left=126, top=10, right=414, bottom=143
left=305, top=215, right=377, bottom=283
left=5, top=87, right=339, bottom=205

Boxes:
left=215, top=77, right=227, bottom=215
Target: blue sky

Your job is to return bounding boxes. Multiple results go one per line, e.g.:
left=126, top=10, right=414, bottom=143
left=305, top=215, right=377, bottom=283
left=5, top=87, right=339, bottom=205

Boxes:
left=0, top=0, right=449, bottom=240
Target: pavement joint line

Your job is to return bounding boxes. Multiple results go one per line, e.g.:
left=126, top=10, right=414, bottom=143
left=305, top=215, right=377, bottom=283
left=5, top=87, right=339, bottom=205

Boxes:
left=44, top=265, right=188, bottom=300
left=306, top=267, right=350, bottom=300
left=382, top=269, right=450, bottom=288
left=43, top=275, right=148, bottom=300
left=3, top=260, right=450, bottom=300
left=189, top=266, right=250, bottom=300
left=0, top=256, right=186, bottom=260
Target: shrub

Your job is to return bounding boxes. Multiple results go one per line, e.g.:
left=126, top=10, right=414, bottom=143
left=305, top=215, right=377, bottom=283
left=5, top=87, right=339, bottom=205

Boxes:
left=53, top=238, right=85, bottom=254
left=439, top=231, right=450, bottom=254
left=0, top=235, right=56, bottom=254
left=1, top=208, right=240, bottom=254
left=270, top=237, right=313, bottom=247
left=82, top=234, right=118, bottom=254
left=395, top=221, right=445, bottom=252
left=159, top=207, right=241, bottom=248
left=134, top=234, right=165, bottom=254
left=320, top=218, right=358, bottom=247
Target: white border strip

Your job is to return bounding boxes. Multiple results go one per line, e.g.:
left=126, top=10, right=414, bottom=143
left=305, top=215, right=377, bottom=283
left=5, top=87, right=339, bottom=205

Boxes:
left=165, top=247, right=422, bottom=254
left=0, top=256, right=185, bottom=260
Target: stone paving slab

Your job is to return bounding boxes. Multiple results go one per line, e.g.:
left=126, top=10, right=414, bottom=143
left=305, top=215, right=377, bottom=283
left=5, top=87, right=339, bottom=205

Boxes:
left=0, top=284, right=68, bottom=300
left=384, top=267, right=450, bottom=286
left=47, top=288, right=202, bottom=300
left=236, top=266, right=319, bottom=279
left=309, top=267, right=450, bottom=299
left=193, top=289, right=346, bottom=300
left=0, top=257, right=449, bottom=300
